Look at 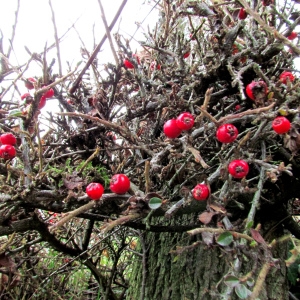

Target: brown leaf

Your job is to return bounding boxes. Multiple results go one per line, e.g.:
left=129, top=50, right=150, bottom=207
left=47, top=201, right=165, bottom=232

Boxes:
left=63, top=172, right=86, bottom=190
left=199, top=211, right=215, bottom=224
left=250, top=228, right=267, bottom=246
left=201, top=231, right=214, bottom=246
left=0, top=253, right=16, bottom=270
left=209, top=203, right=227, bottom=214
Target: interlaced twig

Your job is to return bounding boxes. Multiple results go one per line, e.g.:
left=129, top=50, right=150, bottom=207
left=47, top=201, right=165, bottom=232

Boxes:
left=97, top=0, right=119, bottom=65
left=69, top=0, right=128, bottom=94
left=238, top=0, right=300, bottom=55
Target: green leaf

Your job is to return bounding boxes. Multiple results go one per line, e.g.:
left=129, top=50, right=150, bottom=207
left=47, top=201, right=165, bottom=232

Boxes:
left=224, top=275, right=240, bottom=287
left=216, top=231, right=233, bottom=246
left=172, top=255, right=179, bottom=263
left=8, top=109, right=22, bottom=117
left=246, top=277, right=255, bottom=287
left=288, top=262, right=300, bottom=286
left=148, top=197, right=162, bottom=210
left=246, top=220, right=254, bottom=229
left=235, top=284, right=252, bottom=299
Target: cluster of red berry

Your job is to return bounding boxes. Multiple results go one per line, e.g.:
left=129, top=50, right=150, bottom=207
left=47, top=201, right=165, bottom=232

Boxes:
left=0, top=133, right=17, bottom=160
left=245, top=71, right=293, bottom=135
left=163, top=112, right=195, bottom=138
left=173, top=71, right=295, bottom=202
left=86, top=174, right=130, bottom=200
left=191, top=126, right=248, bottom=201
left=190, top=160, right=249, bottom=201
left=22, top=77, right=54, bottom=111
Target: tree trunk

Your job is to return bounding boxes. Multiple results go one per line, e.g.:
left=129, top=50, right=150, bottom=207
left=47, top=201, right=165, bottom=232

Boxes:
left=126, top=214, right=289, bottom=300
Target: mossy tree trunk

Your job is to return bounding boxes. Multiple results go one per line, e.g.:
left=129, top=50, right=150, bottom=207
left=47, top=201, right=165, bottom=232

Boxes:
left=126, top=215, right=289, bottom=300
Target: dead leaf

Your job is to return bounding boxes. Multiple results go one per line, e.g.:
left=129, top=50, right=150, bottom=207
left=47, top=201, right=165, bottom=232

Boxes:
left=201, top=231, right=214, bottom=246
left=0, top=253, right=16, bottom=271
left=63, top=172, right=86, bottom=190
left=209, top=203, right=227, bottom=214
left=250, top=228, right=267, bottom=247
left=199, top=211, right=215, bottom=224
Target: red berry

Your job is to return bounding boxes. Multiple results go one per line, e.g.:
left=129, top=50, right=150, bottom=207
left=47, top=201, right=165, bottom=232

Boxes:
left=238, top=8, right=247, bottom=20
left=262, top=0, right=273, bottom=6
left=183, top=52, right=190, bottom=59
left=124, top=59, right=134, bottom=69
left=150, top=61, right=161, bottom=70
left=216, top=124, right=238, bottom=143
left=176, top=112, right=194, bottom=130
left=228, top=159, right=249, bottom=179
left=287, top=31, right=297, bottom=40
left=272, top=116, right=291, bottom=134
left=43, top=88, right=54, bottom=98
left=0, top=144, right=16, bottom=160
left=279, top=71, right=295, bottom=84
left=124, top=54, right=140, bottom=69
left=86, top=182, right=104, bottom=200
left=245, top=81, right=268, bottom=101
left=0, top=133, right=17, bottom=146
left=132, top=54, right=140, bottom=64
left=25, top=77, right=36, bottom=90
left=192, top=183, right=210, bottom=201
left=189, top=33, right=196, bottom=40
left=163, top=119, right=182, bottom=138
left=235, top=104, right=241, bottom=111
left=21, top=93, right=31, bottom=100
left=110, top=174, right=130, bottom=194
left=38, top=95, right=47, bottom=109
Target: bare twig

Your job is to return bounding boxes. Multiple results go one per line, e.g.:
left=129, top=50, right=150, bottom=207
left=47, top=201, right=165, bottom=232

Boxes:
left=97, top=0, right=119, bottom=65
left=245, top=141, right=266, bottom=230
left=218, top=103, right=275, bottom=124
left=101, top=213, right=142, bottom=233
left=69, top=0, right=128, bottom=94
left=0, top=55, right=34, bottom=100
left=77, top=147, right=100, bottom=174
left=144, top=160, right=151, bottom=193
left=48, top=0, right=62, bottom=76
left=6, top=0, right=20, bottom=58
left=248, top=262, right=271, bottom=300
left=238, top=0, right=300, bottom=55
left=49, top=201, right=96, bottom=231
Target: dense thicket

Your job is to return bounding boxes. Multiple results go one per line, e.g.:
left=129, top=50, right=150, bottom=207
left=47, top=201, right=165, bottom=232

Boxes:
left=1, top=0, right=300, bottom=299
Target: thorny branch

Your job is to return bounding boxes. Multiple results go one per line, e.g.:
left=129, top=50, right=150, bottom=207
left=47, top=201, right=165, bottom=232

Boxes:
left=0, top=0, right=300, bottom=298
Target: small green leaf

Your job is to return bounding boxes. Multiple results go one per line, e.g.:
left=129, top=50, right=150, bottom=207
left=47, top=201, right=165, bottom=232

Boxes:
left=224, top=275, right=240, bottom=287
left=217, top=231, right=233, bottom=246
left=173, top=255, right=179, bottom=263
left=250, top=240, right=258, bottom=247
left=148, top=197, right=162, bottom=210
left=246, top=277, right=255, bottom=287
left=235, top=284, right=252, bottom=299
left=246, top=220, right=254, bottom=229
left=8, top=109, right=22, bottom=117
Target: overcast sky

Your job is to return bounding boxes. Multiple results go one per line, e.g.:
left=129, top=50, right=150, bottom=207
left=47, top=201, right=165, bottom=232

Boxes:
left=0, top=0, right=158, bottom=72
left=0, top=0, right=159, bottom=119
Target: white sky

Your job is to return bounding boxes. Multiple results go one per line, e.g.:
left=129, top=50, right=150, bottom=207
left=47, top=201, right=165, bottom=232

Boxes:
left=0, top=0, right=158, bottom=75
left=0, top=0, right=159, bottom=115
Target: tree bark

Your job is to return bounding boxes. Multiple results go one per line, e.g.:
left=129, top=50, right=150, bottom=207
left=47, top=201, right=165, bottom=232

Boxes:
left=126, top=214, right=289, bottom=300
